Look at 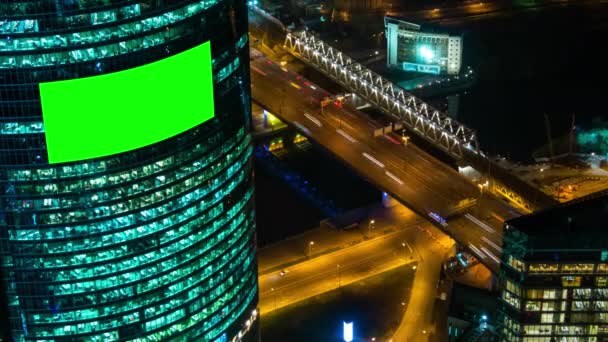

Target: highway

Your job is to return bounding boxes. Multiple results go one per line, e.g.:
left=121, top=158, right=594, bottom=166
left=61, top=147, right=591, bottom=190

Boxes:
left=250, top=51, right=519, bottom=273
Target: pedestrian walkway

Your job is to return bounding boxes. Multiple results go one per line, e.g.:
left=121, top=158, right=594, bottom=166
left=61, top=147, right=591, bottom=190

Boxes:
left=257, top=204, right=420, bottom=275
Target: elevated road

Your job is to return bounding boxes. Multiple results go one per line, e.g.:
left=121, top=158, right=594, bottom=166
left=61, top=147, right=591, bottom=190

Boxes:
left=250, top=52, right=518, bottom=273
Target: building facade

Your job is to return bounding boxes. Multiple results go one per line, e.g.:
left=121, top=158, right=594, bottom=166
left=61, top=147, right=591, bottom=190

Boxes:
left=500, top=193, right=608, bottom=342
left=0, top=0, right=259, bottom=341
left=385, top=17, right=462, bottom=75
left=333, top=0, right=384, bottom=11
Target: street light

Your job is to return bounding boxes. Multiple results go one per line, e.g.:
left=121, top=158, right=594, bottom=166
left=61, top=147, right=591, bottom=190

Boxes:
left=308, top=241, right=315, bottom=257
left=402, top=241, right=413, bottom=260
left=367, top=219, right=375, bottom=237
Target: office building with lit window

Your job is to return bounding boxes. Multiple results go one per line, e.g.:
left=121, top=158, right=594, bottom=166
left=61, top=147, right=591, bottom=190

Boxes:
left=0, top=0, right=258, bottom=341
left=384, top=17, right=462, bottom=75
left=500, top=192, right=608, bottom=342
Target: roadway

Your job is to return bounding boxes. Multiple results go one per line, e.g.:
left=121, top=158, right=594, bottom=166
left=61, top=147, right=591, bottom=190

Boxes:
left=258, top=224, right=417, bottom=314
left=250, top=51, right=519, bottom=273
left=258, top=212, right=454, bottom=341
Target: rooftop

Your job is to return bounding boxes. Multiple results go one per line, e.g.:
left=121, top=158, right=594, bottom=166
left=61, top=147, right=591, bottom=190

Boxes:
left=507, top=190, right=608, bottom=237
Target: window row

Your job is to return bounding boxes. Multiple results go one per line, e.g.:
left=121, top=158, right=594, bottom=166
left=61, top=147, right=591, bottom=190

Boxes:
left=524, top=301, right=608, bottom=312
left=1, top=21, right=194, bottom=69
left=28, top=238, right=254, bottom=331
left=5, top=132, right=248, bottom=211
left=0, top=1, right=218, bottom=53
left=8, top=142, right=250, bottom=230
left=5, top=126, right=238, bottom=184
left=528, top=264, right=608, bottom=274
left=0, top=121, right=43, bottom=135
left=33, top=262, right=256, bottom=340
left=24, top=214, right=253, bottom=320
left=0, top=3, right=141, bottom=35
left=14, top=171, right=251, bottom=277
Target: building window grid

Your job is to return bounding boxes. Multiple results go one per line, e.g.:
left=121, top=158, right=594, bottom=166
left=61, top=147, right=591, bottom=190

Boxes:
left=1, top=2, right=234, bottom=56
left=11, top=169, right=252, bottom=301
left=3, top=2, right=256, bottom=340
left=19, top=203, right=255, bottom=337
left=4, top=131, right=248, bottom=215
left=4, top=126, right=241, bottom=185
left=31, top=251, right=256, bottom=339
left=6, top=141, right=251, bottom=239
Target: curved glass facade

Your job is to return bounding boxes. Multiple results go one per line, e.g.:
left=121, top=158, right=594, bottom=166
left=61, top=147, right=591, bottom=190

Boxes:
left=0, top=0, right=258, bottom=341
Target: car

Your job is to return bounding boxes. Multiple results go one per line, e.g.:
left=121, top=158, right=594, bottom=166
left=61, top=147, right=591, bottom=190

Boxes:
left=279, top=269, right=289, bottom=276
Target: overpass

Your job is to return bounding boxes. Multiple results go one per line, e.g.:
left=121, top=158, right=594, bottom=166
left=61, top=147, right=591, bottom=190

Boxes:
left=250, top=50, right=520, bottom=273
left=283, top=30, right=558, bottom=213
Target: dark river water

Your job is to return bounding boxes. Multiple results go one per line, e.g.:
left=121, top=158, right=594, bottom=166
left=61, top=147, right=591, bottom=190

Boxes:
left=443, top=2, right=608, bottom=161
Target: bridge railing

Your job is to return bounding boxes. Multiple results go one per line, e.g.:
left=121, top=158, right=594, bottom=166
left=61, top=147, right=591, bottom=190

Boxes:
left=284, top=30, right=479, bottom=159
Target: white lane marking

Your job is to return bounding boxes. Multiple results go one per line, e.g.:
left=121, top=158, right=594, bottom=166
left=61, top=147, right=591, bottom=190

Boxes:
left=481, top=247, right=501, bottom=264
left=481, top=236, right=503, bottom=252
left=468, top=244, right=486, bottom=259
left=464, top=213, right=495, bottom=233
left=304, top=113, right=322, bottom=127
left=362, top=152, right=385, bottom=168
left=385, top=171, right=404, bottom=185
left=336, top=129, right=357, bottom=143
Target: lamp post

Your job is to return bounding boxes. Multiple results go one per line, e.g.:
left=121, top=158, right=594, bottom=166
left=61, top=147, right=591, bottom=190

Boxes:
left=402, top=241, right=413, bottom=260
left=308, top=240, right=314, bottom=257
left=337, top=263, right=341, bottom=289
left=367, top=219, right=375, bottom=238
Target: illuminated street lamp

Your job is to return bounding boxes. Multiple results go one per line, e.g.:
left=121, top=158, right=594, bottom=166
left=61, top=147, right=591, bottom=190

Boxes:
left=308, top=241, right=315, bottom=257
left=402, top=241, right=413, bottom=260
left=367, top=219, right=375, bottom=237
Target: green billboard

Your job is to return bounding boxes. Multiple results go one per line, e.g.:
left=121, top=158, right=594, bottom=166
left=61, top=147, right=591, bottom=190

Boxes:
left=40, top=41, right=215, bottom=164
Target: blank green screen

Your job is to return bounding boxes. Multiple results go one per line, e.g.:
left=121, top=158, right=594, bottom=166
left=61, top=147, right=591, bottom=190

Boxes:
left=40, top=41, right=215, bottom=164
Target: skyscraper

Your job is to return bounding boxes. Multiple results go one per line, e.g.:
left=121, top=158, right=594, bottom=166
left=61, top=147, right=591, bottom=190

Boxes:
left=500, top=192, right=608, bottom=342
left=0, top=0, right=258, bottom=340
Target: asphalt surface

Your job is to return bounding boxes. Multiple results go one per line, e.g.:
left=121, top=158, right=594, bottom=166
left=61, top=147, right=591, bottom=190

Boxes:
left=250, top=51, right=520, bottom=273
left=257, top=212, right=454, bottom=342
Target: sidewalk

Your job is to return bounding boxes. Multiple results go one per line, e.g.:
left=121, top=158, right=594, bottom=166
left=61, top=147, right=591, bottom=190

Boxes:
left=257, top=204, right=420, bottom=275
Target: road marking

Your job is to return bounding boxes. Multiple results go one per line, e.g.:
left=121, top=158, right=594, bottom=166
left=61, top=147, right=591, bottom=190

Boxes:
left=304, top=113, right=322, bottom=127
left=481, top=236, right=503, bottom=252
left=289, top=81, right=301, bottom=90
left=468, top=244, right=486, bottom=259
left=480, top=247, right=501, bottom=264
left=362, top=152, right=385, bottom=168
left=385, top=171, right=404, bottom=185
left=336, top=129, right=357, bottom=143
left=464, top=213, right=495, bottom=233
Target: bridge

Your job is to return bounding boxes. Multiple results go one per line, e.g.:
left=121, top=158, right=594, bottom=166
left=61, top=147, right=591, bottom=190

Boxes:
left=248, top=9, right=558, bottom=273
left=251, top=50, right=519, bottom=273
left=283, top=30, right=557, bottom=213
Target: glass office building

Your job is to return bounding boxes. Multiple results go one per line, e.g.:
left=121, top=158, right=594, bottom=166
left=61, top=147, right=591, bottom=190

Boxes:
left=384, top=17, right=462, bottom=75
left=0, top=0, right=258, bottom=341
left=500, top=192, right=608, bottom=342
